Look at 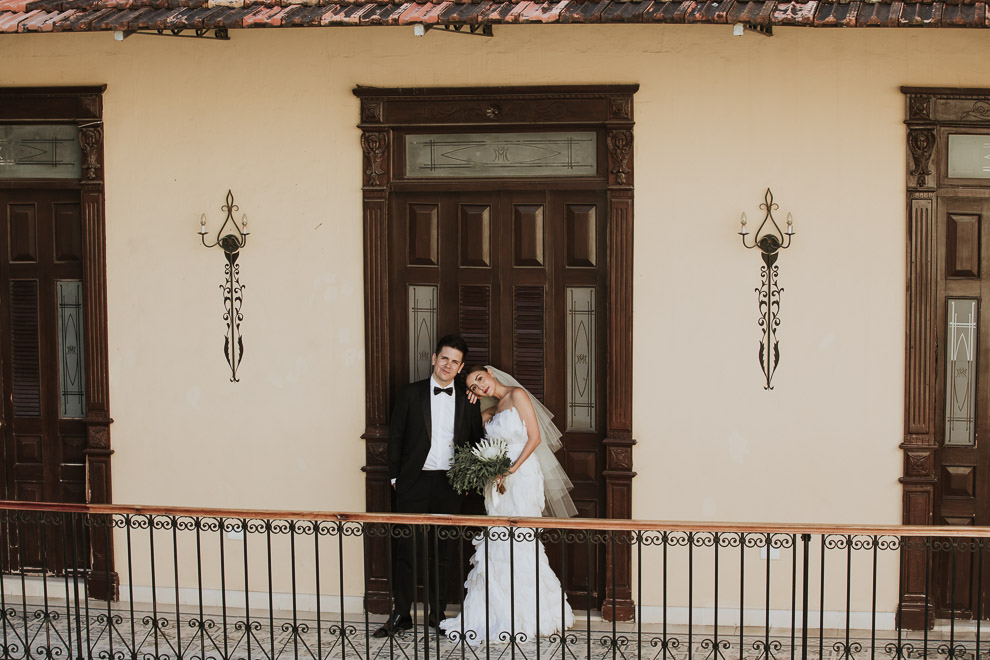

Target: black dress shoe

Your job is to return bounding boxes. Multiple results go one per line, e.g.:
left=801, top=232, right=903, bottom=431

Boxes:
left=428, top=612, right=446, bottom=629
left=373, top=612, right=413, bottom=638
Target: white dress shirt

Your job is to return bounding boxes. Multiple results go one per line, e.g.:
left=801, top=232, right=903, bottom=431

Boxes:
left=391, top=377, right=459, bottom=485
left=422, top=376, right=457, bottom=470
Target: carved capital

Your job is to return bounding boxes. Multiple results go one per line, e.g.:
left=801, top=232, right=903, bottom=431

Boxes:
left=606, top=129, right=633, bottom=186
left=907, top=129, right=936, bottom=188
left=608, top=96, right=632, bottom=120
left=908, top=94, right=932, bottom=121
left=80, top=95, right=101, bottom=119
left=361, top=99, right=384, bottom=124
left=905, top=451, right=934, bottom=478
left=79, top=126, right=103, bottom=181
left=360, top=131, right=388, bottom=188
left=607, top=446, right=633, bottom=471
left=88, top=424, right=111, bottom=449
left=366, top=440, right=387, bottom=466
left=903, top=434, right=937, bottom=447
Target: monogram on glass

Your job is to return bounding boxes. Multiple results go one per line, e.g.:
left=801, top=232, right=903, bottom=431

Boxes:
left=406, top=132, right=597, bottom=178
left=0, top=125, right=82, bottom=180
left=944, top=298, right=978, bottom=447
left=566, top=287, right=596, bottom=432
left=57, top=280, right=86, bottom=419
left=408, top=285, right=438, bottom=382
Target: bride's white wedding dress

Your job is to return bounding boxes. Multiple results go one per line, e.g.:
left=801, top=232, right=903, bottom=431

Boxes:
left=440, top=407, right=575, bottom=644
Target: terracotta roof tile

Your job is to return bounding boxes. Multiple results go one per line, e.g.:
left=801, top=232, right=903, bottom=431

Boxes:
left=899, top=0, right=940, bottom=22
left=814, top=1, right=859, bottom=24
left=773, top=1, right=817, bottom=24
left=599, top=0, right=654, bottom=21
left=855, top=0, right=900, bottom=24
left=0, top=0, right=32, bottom=13
left=727, top=0, right=773, bottom=22
left=0, top=6, right=37, bottom=28
left=1, top=0, right=989, bottom=32
left=942, top=1, right=983, bottom=23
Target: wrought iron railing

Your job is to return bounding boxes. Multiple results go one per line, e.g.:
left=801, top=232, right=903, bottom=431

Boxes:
left=0, top=501, right=989, bottom=660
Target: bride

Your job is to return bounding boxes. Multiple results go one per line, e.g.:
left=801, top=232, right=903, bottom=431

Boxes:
left=439, top=365, right=576, bottom=644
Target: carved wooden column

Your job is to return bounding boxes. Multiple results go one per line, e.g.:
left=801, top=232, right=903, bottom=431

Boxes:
left=900, top=91, right=937, bottom=630
left=78, top=107, right=118, bottom=601
left=358, top=96, right=393, bottom=614
left=602, top=99, right=637, bottom=621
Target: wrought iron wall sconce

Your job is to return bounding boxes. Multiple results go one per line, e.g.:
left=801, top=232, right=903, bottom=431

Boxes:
left=738, top=188, right=795, bottom=390
left=199, top=190, right=249, bottom=382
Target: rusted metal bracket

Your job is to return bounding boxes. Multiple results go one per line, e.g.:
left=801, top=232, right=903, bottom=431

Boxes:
left=414, top=23, right=494, bottom=37
left=732, top=22, right=773, bottom=36
left=113, top=27, right=230, bottom=40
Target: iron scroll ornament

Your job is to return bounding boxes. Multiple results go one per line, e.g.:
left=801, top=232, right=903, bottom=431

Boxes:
left=738, top=189, right=795, bottom=390
left=199, top=190, right=248, bottom=382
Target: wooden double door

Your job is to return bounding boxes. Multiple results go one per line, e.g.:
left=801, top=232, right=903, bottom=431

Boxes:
left=0, top=188, right=89, bottom=574
left=389, top=185, right=607, bottom=607
left=933, top=193, right=990, bottom=618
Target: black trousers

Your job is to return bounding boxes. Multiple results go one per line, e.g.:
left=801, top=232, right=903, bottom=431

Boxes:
left=393, top=470, right=462, bottom=618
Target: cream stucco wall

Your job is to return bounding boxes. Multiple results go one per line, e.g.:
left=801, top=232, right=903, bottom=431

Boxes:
left=2, top=24, right=989, bottom=614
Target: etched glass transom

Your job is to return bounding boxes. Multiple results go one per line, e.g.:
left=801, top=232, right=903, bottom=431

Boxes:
left=0, top=125, right=82, bottom=180
left=409, top=285, right=438, bottom=382
left=57, top=281, right=86, bottom=419
left=948, top=134, right=990, bottom=179
left=406, top=132, right=596, bottom=178
left=945, top=298, right=978, bottom=446
left=566, top=287, right=596, bottom=432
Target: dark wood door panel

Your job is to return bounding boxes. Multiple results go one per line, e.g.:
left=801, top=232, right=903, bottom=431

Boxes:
left=0, top=189, right=87, bottom=576
left=934, top=196, right=990, bottom=617
left=390, top=186, right=607, bottom=604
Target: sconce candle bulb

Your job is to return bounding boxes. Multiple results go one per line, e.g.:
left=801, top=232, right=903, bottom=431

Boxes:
left=739, top=213, right=749, bottom=236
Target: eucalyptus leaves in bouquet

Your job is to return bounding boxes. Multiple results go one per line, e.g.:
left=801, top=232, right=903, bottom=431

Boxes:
left=447, top=438, right=512, bottom=496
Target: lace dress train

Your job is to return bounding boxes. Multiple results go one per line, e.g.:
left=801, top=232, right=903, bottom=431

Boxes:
left=440, top=408, right=574, bottom=644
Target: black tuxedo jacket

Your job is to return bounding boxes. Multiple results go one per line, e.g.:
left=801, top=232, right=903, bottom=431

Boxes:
left=388, top=378, right=484, bottom=497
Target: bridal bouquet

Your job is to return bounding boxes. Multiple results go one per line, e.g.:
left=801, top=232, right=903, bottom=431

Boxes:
left=447, top=438, right=512, bottom=496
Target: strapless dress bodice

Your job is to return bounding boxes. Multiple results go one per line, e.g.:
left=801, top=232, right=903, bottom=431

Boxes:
left=484, top=407, right=528, bottom=447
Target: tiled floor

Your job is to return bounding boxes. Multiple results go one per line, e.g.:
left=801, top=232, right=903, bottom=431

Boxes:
left=1, top=599, right=987, bottom=660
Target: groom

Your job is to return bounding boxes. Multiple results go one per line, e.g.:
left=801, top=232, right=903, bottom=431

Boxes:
left=373, top=334, right=485, bottom=638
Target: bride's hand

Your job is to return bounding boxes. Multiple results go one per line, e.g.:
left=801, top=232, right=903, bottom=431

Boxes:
left=467, top=390, right=479, bottom=405
left=495, top=464, right=517, bottom=492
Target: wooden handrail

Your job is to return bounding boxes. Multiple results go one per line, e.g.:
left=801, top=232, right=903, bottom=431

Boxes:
left=1, top=500, right=988, bottom=537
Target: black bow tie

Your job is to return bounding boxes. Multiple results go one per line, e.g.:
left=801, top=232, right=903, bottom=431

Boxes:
left=433, top=386, right=453, bottom=396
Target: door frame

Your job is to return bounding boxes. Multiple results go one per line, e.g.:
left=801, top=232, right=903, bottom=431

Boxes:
left=355, top=85, right=638, bottom=620
left=900, top=86, right=990, bottom=628
left=0, top=87, right=116, bottom=599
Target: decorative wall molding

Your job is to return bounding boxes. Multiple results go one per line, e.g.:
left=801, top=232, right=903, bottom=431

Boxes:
left=360, top=132, right=388, bottom=188
left=908, top=95, right=932, bottom=121
left=606, top=129, right=633, bottom=186
left=908, top=130, right=936, bottom=189
left=79, top=126, right=103, bottom=181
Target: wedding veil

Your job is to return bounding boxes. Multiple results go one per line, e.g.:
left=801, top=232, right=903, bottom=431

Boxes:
left=482, top=366, right=579, bottom=519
